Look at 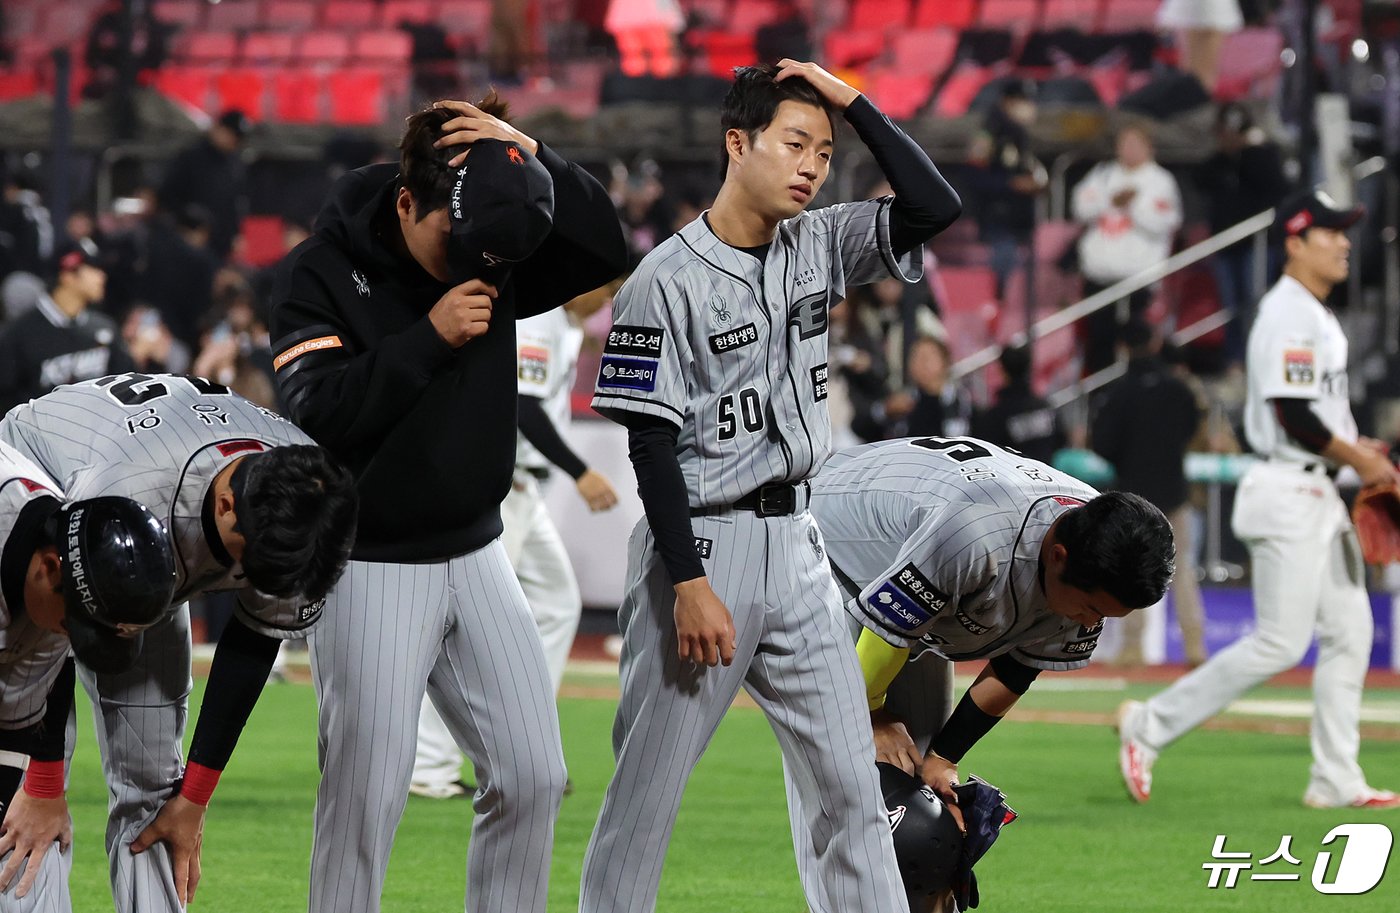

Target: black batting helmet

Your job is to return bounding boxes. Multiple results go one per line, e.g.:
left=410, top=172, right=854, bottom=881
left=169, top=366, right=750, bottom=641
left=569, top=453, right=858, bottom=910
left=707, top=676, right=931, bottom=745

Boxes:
left=54, top=497, right=178, bottom=674
left=879, top=762, right=964, bottom=899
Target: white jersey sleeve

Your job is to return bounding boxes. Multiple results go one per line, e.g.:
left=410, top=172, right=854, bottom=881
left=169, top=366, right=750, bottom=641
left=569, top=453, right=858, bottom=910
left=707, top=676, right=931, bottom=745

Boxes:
left=851, top=502, right=1004, bottom=649
left=590, top=268, right=689, bottom=430
left=806, top=196, right=923, bottom=292
left=1250, top=298, right=1324, bottom=401
left=516, top=312, right=561, bottom=400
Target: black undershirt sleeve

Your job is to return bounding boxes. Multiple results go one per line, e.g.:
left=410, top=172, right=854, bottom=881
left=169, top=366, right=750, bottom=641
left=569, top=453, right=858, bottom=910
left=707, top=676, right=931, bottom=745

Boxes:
left=517, top=395, right=588, bottom=480
left=621, top=414, right=705, bottom=586
left=842, top=95, right=962, bottom=256
left=186, top=617, right=281, bottom=770
left=988, top=653, right=1042, bottom=696
left=1271, top=398, right=1334, bottom=454
left=31, top=656, right=75, bottom=763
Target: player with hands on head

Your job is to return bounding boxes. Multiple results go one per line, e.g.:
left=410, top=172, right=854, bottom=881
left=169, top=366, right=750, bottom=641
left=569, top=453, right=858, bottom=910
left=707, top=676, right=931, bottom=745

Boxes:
left=0, top=377, right=358, bottom=911
left=1118, top=189, right=1400, bottom=810
left=781, top=435, right=1172, bottom=912
left=270, top=89, right=626, bottom=913
left=0, top=439, right=178, bottom=909
left=584, top=60, right=962, bottom=913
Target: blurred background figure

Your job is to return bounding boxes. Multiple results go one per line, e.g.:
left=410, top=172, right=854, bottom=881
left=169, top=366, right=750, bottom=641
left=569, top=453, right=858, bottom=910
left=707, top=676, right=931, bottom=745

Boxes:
left=1072, top=124, right=1182, bottom=376
left=1157, top=0, right=1244, bottom=93
left=971, top=344, right=1064, bottom=463
left=157, top=109, right=250, bottom=260
left=827, top=297, right=890, bottom=447
left=965, top=80, right=1047, bottom=299
left=1092, top=320, right=1206, bottom=666
left=886, top=335, right=973, bottom=440
left=606, top=0, right=684, bottom=77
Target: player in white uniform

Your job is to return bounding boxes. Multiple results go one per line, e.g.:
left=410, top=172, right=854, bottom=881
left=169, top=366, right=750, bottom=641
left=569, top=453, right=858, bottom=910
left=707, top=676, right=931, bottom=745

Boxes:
left=0, top=441, right=178, bottom=912
left=1118, top=190, right=1400, bottom=809
left=411, top=287, right=620, bottom=798
left=582, top=61, right=962, bottom=913
left=0, top=375, right=358, bottom=910
left=790, top=436, right=1173, bottom=910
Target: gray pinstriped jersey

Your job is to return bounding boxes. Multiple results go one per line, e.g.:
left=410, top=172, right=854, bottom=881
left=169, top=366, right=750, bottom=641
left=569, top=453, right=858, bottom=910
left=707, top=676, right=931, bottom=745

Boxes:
left=811, top=436, right=1104, bottom=671
left=0, top=441, right=68, bottom=730
left=591, top=200, right=920, bottom=505
left=0, top=373, right=322, bottom=638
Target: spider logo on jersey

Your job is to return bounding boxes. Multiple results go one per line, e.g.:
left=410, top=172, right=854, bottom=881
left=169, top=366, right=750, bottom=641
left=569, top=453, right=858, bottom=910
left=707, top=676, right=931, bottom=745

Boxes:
left=708, top=295, right=732, bottom=327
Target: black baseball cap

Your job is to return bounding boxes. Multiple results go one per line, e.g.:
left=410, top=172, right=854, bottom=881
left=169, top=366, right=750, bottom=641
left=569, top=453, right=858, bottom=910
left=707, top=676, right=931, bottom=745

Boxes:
left=217, top=109, right=252, bottom=138
left=54, top=237, right=100, bottom=274
left=54, top=497, right=178, bottom=675
left=1276, top=188, right=1365, bottom=238
left=446, top=138, right=555, bottom=286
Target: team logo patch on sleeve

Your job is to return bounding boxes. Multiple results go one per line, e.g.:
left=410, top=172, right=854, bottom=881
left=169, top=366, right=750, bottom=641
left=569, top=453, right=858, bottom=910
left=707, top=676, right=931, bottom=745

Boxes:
left=867, top=582, right=934, bottom=633
left=598, top=356, right=659, bottom=391
left=1283, top=348, right=1316, bottom=385
left=709, top=323, right=758, bottom=354
left=273, top=335, right=343, bottom=371
left=787, top=293, right=829, bottom=340
left=811, top=363, right=829, bottom=402
left=604, top=325, right=665, bottom=358
left=518, top=346, right=549, bottom=384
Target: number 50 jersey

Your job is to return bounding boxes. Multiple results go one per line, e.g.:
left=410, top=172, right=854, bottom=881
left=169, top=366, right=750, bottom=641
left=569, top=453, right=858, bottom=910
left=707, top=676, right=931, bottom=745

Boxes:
left=1, top=374, right=320, bottom=634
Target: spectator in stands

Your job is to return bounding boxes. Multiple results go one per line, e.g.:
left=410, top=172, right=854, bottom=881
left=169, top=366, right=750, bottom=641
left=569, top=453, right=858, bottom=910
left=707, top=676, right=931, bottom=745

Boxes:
left=849, top=275, right=944, bottom=393
left=190, top=281, right=278, bottom=412
left=755, top=0, right=813, bottom=63
left=1197, top=102, right=1288, bottom=367
left=970, top=344, right=1064, bottom=463
left=965, top=81, right=1047, bottom=298
left=84, top=0, right=171, bottom=100
left=157, top=110, right=250, bottom=259
left=121, top=302, right=189, bottom=375
left=0, top=166, right=53, bottom=282
left=1091, top=319, right=1206, bottom=666
left=605, top=0, right=684, bottom=77
left=1156, top=0, right=1243, bottom=93
left=828, top=297, right=890, bottom=446
left=0, top=240, right=135, bottom=413
left=1072, top=123, right=1182, bottom=376
left=885, top=335, right=973, bottom=440
left=611, top=158, right=674, bottom=266
left=137, top=204, right=219, bottom=351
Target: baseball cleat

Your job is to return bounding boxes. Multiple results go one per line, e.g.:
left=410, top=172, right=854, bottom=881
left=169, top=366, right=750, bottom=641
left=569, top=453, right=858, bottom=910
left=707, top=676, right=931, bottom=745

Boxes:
left=1304, top=786, right=1400, bottom=809
left=1116, top=700, right=1156, bottom=804
left=408, top=778, right=476, bottom=800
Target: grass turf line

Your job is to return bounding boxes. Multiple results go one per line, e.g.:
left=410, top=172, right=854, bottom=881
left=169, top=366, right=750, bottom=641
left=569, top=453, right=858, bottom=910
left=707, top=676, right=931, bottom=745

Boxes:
left=60, top=679, right=1399, bottom=911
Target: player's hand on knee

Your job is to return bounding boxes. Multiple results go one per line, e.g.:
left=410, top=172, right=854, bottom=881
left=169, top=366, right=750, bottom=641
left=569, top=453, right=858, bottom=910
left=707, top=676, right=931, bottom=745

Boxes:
left=575, top=469, right=619, bottom=512
left=429, top=280, right=498, bottom=348
left=919, top=751, right=966, bottom=835
left=672, top=579, right=737, bottom=667
left=870, top=709, right=920, bottom=775
left=0, top=791, right=72, bottom=898
left=130, top=793, right=206, bottom=905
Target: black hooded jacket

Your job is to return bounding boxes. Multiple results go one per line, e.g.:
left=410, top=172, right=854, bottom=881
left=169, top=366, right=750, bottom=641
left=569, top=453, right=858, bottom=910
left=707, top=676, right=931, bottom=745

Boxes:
left=268, top=146, right=627, bottom=561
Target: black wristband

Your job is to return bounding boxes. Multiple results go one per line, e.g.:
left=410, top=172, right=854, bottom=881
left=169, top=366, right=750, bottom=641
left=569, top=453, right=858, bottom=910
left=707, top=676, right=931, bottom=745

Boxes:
left=928, top=691, right=1001, bottom=763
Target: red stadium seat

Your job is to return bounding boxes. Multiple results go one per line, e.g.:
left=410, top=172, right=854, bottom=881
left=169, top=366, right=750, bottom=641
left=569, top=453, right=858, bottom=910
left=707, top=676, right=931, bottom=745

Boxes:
left=1040, top=0, right=1102, bottom=31
left=351, top=30, right=414, bottom=65
left=730, top=0, right=782, bottom=35
left=1215, top=27, right=1284, bottom=100
left=0, top=70, right=41, bottom=102
left=184, top=32, right=239, bottom=64
left=154, top=65, right=214, bottom=110
left=205, top=0, right=262, bottom=31
left=979, top=0, right=1042, bottom=31
left=378, top=0, right=438, bottom=27
left=890, top=27, right=958, bottom=77
left=933, top=62, right=998, bottom=117
left=1099, top=0, right=1158, bottom=31
left=694, top=31, right=756, bottom=78
left=152, top=1, right=205, bottom=29
left=272, top=68, right=322, bottom=122
left=320, top=1, right=379, bottom=28
left=438, top=0, right=494, bottom=49
left=912, top=0, right=976, bottom=29
left=825, top=30, right=887, bottom=69
left=260, top=0, right=319, bottom=30
left=864, top=69, right=933, bottom=119
left=241, top=31, right=297, bottom=64
left=239, top=215, right=288, bottom=267
left=327, top=68, right=386, bottom=125
left=848, top=0, right=913, bottom=31
left=39, top=5, right=95, bottom=44
left=297, top=31, right=352, bottom=65
left=215, top=69, right=267, bottom=119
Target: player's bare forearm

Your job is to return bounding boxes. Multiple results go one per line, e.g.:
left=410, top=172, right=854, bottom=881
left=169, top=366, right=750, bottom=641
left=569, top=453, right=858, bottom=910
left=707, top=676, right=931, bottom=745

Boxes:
left=1324, top=436, right=1400, bottom=486
left=969, top=663, right=1023, bottom=717
left=673, top=578, right=736, bottom=667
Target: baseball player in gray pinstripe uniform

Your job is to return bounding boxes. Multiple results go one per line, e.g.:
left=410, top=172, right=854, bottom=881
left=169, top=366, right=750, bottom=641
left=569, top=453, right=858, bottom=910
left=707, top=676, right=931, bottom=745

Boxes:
left=0, top=374, right=356, bottom=912
left=0, top=440, right=178, bottom=913
left=582, top=61, right=961, bottom=912
left=791, top=436, right=1173, bottom=910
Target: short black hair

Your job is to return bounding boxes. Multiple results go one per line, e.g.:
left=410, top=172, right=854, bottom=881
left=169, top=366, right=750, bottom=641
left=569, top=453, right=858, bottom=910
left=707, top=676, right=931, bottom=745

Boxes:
left=999, top=345, right=1031, bottom=383
left=1054, top=491, right=1173, bottom=609
left=718, top=64, right=834, bottom=181
left=399, top=91, right=510, bottom=221
left=234, top=445, right=358, bottom=600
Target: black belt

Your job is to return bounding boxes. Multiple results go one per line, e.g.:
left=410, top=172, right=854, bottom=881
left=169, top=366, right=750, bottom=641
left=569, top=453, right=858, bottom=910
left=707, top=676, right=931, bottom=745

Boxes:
left=526, top=466, right=550, bottom=482
left=691, top=481, right=809, bottom=518
left=1300, top=462, right=1340, bottom=480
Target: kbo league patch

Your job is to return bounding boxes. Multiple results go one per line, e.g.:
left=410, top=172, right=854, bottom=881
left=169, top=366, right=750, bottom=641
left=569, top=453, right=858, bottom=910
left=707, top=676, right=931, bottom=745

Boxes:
left=1283, top=348, right=1315, bottom=385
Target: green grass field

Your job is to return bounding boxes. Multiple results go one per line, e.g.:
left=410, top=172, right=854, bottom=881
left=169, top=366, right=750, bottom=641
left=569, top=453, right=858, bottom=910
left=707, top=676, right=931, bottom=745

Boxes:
left=60, top=671, right=1400, bottom=912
